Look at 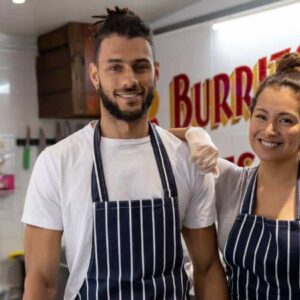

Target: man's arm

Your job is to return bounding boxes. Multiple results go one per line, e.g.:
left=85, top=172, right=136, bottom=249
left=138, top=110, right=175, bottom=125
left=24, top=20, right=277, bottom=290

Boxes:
left=23, top=225, right=63, bottom=300
left=182, top=225, right=229, bottom=300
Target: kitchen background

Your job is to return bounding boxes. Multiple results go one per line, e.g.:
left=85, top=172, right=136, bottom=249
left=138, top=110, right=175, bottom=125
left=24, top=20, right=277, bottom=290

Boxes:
left=0, top=0, right=295, bottom=298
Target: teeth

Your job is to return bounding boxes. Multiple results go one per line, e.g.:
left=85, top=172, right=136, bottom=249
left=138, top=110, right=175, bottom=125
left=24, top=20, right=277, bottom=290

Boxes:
left=260, top=140, right=279, bottom=148
left=117, top=93, right=139, bottom=99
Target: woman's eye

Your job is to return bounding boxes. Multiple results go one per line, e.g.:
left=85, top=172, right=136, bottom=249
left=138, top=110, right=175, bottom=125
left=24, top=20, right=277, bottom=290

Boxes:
left=279, top=118, right=293, bottom=124
left=255, top=114, right=266, bottom=120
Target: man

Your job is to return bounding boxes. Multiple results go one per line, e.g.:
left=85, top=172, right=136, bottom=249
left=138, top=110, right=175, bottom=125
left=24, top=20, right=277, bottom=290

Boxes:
left=22, top=7, right=228, bottom=300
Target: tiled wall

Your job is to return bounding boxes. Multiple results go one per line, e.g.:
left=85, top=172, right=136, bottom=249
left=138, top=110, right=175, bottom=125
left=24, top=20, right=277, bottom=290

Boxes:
left=0, top=33, right=91, bottom=260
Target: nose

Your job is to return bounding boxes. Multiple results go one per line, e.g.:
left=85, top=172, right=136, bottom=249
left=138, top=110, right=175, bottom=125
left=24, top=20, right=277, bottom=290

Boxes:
left=264, top=121, right=278, bottom=136
left=122, top=67, right=138, bottom=88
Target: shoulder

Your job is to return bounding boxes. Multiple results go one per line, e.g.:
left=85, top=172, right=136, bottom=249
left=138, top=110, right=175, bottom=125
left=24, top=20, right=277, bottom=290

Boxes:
left=215, top=159, right=256, bottom=204
left=47, top=122, right=93, bottom=154
left=154, top=125, right=190, bottom=156
left=216, top=158, right=254, bottom=188
left=42, top=122, right=94, bottom=165
left=215, top=161, right=257, bottom=251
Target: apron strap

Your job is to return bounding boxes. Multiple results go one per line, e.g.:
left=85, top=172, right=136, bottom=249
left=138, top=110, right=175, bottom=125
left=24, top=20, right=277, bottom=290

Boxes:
left=92, top=121, right=109, bottom=202
left=296, top=161, right=300, bottom=219
left=241, top=162, right=300, bottom=218
left=149, top=122, right=178, bottom=199
left=240, top=167, right=258, bottom=214
left=92, top=121, right=177, bottom=202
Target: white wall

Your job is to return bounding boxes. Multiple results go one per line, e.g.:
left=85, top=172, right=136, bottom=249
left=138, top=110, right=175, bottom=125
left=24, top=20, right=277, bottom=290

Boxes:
left=153, top=0, right=300, bottom=166
left=0, top=34, right=91, bottom=260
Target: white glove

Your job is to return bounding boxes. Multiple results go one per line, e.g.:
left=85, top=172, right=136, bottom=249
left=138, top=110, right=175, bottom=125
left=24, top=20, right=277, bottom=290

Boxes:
left=185, top=127, right=219, bottom=177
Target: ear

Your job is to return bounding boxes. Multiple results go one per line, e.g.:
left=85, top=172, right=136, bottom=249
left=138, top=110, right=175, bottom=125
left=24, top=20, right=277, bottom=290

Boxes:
left=89, top=62, right=99, bottom=90
left=154, top=61, right=160, bottom=85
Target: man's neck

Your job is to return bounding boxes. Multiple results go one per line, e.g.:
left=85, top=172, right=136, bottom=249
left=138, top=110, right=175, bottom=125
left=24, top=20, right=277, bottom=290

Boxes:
left=100, top=114, right=149, bottom=139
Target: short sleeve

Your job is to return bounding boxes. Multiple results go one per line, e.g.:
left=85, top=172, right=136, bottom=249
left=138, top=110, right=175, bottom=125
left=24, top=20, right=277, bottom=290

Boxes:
left=21, top=149, right=63, bottom=230
left=183, top=170, right=216, bottom=229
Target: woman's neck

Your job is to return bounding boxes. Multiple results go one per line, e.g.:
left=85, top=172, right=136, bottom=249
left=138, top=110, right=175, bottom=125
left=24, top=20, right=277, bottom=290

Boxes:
left=258, top=158, right=298, bottom=188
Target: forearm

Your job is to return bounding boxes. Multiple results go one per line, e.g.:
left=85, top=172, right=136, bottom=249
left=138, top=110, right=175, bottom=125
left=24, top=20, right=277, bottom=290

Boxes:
left=194, top=259, right=229, bottom=300
left=23, top=226, right=62, bottom=300
left=167, top=127, right=189, bottom=140
left=23, top=275, right=57, bottom=300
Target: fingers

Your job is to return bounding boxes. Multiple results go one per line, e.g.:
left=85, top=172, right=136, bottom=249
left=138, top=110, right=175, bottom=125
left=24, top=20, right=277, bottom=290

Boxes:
left=185, top=127, right=219, bottom=175
left=190, top=144, right=219, bottom=174
left=193, top=157, right=217, bottom=173
left=212, top=167, right=219, bottom=178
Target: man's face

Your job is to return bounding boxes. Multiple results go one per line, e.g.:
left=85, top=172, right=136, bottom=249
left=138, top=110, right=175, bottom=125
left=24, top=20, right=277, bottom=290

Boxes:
left=90, top=34, right=159, bottom=122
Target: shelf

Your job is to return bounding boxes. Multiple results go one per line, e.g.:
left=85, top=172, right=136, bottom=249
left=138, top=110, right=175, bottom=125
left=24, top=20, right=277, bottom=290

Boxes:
left=0, top=190, right=14, bottom=197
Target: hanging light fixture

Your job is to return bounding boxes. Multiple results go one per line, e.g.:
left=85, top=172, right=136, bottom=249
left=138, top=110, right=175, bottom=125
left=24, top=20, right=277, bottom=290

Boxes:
left=12, top=0, right=26, bottom=4
left=212, top=1, right=300, bottom=32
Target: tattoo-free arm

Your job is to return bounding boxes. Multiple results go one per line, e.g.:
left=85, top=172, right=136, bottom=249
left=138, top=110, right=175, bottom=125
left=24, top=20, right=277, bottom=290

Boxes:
left=23, top=225, right=62, bottom=300
left=182, top=225, right=229, bottom=300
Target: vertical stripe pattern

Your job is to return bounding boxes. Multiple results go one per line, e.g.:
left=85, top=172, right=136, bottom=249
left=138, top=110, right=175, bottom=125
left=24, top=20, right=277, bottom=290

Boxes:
left=223, top=166, right=300, bottom=299
left=75, top=122, right=189, bottom=299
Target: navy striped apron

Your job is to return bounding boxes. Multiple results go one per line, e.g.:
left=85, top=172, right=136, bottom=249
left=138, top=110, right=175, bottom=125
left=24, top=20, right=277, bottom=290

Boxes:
left=223, top=165, right=300, bottom=300
left=75, top=122, right=189, bottom=300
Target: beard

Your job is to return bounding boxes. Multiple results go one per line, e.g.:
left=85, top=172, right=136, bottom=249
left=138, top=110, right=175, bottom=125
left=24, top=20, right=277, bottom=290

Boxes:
left=98, top=83, right=155, bottom=122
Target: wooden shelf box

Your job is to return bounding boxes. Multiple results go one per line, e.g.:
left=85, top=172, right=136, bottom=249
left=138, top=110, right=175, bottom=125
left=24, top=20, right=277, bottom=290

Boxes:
left=36, top=22, right=99, bottom=118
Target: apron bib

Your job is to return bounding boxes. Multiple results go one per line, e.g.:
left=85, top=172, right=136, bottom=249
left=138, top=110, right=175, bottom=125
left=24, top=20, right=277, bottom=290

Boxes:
left=224, top=165, right=300, bottom=300
left=75, top=122, right=190, bottom=300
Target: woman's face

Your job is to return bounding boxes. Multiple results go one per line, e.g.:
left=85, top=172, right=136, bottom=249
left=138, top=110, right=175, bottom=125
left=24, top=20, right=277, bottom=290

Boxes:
left=249, top=87, right=300, bottom=163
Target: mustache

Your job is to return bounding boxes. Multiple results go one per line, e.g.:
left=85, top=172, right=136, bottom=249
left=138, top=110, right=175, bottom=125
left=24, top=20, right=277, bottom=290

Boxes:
left=114, top=86, right=144, bottom=94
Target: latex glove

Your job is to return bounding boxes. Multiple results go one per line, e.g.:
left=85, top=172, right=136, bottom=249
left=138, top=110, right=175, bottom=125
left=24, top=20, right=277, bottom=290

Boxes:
left=185, top=127, right=219, bottom=177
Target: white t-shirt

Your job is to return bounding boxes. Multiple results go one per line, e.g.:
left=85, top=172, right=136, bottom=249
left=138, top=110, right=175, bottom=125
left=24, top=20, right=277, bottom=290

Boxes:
left=22, top=122, right=216, bottom=300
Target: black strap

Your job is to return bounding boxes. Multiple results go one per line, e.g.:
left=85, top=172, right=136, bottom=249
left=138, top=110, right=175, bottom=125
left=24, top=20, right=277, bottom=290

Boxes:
left=295, top=161, right=300, bottom=219
left=240, top=167, right=258, bottom=214
left=92, top=122, right=109, bottom=202
left=91, top=121, right=177, bottom=202
left=241, top=162, right=300, bottom=217
left=149, top=123, right=178, bottom=199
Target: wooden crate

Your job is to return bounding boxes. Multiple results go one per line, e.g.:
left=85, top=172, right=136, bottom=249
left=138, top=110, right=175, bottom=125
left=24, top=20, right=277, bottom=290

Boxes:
left=36, top=22, right=99, bottom=118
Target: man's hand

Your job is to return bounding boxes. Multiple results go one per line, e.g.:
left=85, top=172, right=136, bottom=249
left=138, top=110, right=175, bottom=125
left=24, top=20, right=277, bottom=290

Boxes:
left=185, top=127, right=219, bottom=176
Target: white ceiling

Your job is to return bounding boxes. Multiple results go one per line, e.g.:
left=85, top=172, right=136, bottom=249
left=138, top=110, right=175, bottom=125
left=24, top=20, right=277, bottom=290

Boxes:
left=0, top=0, right=288, bottom=37
left=0, top=0, right=204, bottom=36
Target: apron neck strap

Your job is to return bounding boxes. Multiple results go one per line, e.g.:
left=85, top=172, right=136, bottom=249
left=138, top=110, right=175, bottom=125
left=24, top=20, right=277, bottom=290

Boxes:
left=241, top=162, right=300, bottom=218
left=240, top=167, right=258, bottom=214
left=92, top=121, right=177, bottom=202
left=92, top=121, right=109, bottom=202
left=295, top=161, right=300, bottom=219
left=149, top=122, right=178, bottom=199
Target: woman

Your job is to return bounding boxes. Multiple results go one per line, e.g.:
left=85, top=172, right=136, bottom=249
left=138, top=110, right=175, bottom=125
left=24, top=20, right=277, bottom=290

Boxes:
left=171, top=52, right=300, bottom=299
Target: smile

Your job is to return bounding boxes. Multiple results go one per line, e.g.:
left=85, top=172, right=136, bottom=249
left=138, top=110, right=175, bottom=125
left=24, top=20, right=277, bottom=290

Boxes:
left=115, top=91, right=142, bottom=99
left=259, top=139, right=282, bottom=148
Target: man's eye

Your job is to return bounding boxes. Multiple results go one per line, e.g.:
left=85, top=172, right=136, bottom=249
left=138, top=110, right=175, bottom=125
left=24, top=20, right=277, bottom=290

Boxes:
left=134, top=64, right=149, bottom=71
left=109, top=65, right=121, bottom=71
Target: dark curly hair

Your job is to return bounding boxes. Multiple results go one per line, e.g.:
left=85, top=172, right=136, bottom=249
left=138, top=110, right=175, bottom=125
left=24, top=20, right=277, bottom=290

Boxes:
left=250, top=52, right=300, bottom=114
left=92, top=7, right=154, bottom=62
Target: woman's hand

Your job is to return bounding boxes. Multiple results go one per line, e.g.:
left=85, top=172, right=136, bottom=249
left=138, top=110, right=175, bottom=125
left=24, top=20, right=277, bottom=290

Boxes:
left=185, top=127, right=219, bottom=176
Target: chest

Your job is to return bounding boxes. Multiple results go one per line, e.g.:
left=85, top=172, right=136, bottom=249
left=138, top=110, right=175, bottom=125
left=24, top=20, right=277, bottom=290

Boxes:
left=101, top=143, right=163, bottom=200
left=254, top=186, right=296, bottom=220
